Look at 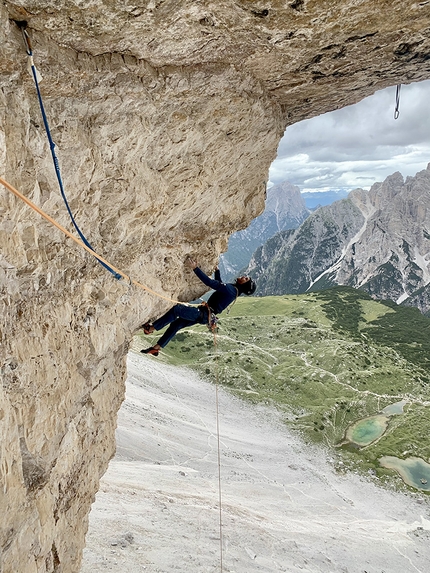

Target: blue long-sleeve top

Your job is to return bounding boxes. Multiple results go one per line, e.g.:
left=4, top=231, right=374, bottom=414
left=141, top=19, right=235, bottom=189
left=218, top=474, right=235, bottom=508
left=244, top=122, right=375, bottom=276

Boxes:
left=193, top=267, right=238, bottom=314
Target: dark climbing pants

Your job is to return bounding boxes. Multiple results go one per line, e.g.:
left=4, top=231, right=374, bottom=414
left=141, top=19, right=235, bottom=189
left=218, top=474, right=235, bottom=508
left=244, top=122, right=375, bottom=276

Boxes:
left=153, top=304, right=208, bottom=348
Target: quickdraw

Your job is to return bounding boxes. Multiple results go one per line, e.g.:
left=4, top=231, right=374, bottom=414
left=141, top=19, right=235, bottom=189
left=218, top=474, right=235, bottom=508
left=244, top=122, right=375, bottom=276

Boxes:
left=394, top=84, right=401, bottom=120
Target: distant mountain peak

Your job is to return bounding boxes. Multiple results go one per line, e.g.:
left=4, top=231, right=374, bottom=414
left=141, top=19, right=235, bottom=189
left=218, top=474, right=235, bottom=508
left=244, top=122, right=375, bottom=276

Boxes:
left=247, top=167, right=430, bottom=315
left=219, top=180, right=310, bottom=280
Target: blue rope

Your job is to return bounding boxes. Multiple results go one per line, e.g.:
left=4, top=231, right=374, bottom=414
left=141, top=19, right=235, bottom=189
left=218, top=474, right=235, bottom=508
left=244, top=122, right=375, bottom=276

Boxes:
left=22, top=29, right=121, bottom=279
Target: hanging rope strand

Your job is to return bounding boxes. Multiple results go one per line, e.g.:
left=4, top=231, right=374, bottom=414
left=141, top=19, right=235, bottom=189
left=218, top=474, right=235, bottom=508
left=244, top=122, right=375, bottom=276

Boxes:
left=19, top=24, right=121, bottom=279
left=213, top=331, right=224, bottom=572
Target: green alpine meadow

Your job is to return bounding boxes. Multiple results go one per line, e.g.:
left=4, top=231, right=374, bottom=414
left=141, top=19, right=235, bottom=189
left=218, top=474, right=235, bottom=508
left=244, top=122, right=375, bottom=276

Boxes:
left=138, top=286, right=430, bottom=491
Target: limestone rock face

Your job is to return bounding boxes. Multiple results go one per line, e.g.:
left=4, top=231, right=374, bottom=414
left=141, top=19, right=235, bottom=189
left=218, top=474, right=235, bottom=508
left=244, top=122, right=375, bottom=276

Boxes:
left=1, top=1, right=430, bottom=571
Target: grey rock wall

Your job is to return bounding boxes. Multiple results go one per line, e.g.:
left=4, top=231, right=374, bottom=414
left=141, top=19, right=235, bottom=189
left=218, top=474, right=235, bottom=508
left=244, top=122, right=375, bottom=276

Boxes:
left=1, top=1, right=430, bottom=571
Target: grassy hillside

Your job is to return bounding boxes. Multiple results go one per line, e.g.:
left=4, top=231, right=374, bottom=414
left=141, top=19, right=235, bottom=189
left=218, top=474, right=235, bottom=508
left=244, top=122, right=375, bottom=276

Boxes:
left=136, top=287, right=430, bottom=489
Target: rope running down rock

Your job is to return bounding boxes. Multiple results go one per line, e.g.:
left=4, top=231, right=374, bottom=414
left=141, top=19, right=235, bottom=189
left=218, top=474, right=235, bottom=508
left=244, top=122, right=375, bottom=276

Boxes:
left=0, top=176, right=181, bottom=305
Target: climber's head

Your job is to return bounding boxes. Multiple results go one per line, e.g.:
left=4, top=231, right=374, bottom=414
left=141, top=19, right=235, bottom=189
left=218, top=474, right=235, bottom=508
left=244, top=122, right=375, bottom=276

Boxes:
left=235, top=276, right=257, bottom=296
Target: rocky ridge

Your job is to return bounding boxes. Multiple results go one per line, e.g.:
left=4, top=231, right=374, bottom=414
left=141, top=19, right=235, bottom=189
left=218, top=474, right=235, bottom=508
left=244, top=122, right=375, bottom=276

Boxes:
left=1, top=2, right=430, bottom=571
left=247, top=165, right=430, bottom=314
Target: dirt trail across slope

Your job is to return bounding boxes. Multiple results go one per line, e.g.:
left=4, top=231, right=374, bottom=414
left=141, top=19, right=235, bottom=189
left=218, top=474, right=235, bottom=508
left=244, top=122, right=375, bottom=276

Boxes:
left=81, top=352, right=430, bottom=573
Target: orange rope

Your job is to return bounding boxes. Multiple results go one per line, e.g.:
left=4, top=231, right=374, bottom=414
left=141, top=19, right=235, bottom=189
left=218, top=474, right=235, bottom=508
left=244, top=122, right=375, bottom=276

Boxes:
left=0, top=176, right=181, bottom=304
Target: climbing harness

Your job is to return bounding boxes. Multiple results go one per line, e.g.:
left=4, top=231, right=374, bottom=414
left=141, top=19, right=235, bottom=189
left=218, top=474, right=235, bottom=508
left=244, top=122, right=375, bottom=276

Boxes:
left=197, top=283, right=238, bottom=333
left=201, top=301, right=219, bottom=333
left=209, top=311, right=219, bottom=333
left=18, top=22, right=120, bottom=279
left=394, top=84, right=401, bottom=119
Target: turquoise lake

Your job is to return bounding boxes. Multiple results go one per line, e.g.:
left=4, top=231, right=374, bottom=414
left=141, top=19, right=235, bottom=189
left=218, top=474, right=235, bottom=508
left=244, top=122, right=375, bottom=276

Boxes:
left=380, top=456, right=430, bottom=491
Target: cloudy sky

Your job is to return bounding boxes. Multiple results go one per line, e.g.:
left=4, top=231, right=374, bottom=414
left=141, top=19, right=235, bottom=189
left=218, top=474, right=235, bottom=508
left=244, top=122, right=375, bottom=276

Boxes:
left=268, top=79, right=430, bottom=193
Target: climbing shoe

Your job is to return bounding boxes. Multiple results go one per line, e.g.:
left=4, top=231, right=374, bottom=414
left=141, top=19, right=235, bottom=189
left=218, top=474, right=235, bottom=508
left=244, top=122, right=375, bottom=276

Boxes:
left=140, top=346, right=159, bottom=356
left=142, top=322, right=154, bottom=334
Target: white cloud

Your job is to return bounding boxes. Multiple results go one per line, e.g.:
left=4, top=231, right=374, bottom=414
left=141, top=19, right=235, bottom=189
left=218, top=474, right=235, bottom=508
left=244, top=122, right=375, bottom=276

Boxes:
left=269, top=79, right=430, bottom=192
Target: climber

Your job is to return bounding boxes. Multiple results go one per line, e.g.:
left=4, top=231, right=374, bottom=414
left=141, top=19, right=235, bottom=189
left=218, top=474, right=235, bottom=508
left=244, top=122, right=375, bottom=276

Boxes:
left=140, top=258, right=256, bottom=356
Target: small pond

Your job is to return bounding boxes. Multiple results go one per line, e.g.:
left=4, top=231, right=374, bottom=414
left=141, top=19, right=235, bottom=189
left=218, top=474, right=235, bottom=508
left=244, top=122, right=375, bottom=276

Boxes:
left=345, top=415, right=390, bottom=447
left=343, top=401, right=408, bottom=448
left=379, top=456, right=430, bottom=491
left=381, top=400, right=408, bottom=415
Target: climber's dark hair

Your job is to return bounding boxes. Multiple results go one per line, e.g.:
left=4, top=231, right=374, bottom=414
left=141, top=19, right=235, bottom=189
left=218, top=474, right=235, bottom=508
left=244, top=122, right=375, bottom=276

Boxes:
left=236, top=278, right=256, bottom=296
